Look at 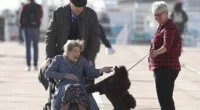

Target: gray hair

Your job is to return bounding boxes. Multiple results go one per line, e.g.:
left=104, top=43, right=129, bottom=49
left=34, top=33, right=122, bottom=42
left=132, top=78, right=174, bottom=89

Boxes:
left=151, top=1, right=168, bottom=14
left=63, top=40, right=84, bottom=52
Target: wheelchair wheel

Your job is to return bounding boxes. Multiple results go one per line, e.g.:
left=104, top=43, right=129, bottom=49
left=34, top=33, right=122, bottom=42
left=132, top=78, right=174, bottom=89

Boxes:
left=43, top=102, right=51, bottom=110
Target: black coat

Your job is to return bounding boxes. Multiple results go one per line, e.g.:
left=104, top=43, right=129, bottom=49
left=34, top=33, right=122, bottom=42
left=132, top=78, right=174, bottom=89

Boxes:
left=45, top=5, right=100, bottom=61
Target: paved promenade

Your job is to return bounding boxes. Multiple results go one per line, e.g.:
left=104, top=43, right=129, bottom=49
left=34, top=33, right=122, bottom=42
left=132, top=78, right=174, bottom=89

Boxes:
left=0, top=42, right=200, bottom=110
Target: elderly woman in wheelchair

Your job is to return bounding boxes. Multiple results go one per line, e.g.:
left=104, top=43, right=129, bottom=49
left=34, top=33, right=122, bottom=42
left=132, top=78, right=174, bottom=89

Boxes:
left=44, top=40, right=112, bottom=110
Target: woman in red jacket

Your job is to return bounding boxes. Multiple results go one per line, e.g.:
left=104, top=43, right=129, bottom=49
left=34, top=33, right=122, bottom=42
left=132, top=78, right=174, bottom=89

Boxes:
left=149, top=1, right=182, bottom=110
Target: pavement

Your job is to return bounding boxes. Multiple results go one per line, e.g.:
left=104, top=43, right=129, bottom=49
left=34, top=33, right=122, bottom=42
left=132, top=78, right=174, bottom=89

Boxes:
left=0, top=42, right=200, bottom=110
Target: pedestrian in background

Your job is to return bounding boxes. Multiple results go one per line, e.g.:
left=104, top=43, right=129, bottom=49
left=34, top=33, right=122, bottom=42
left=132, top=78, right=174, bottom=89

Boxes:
left=19, top=0, right=43, bottom=71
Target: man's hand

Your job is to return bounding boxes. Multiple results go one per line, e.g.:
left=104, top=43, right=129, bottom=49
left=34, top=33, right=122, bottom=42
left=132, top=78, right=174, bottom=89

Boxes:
left=105, top=48, right=115, bottom=55
left=64, top=74, right=79, bottom=81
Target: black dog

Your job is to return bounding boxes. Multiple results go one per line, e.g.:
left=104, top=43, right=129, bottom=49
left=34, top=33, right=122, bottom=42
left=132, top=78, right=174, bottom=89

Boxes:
left=86, top=66, right=136, bottom=110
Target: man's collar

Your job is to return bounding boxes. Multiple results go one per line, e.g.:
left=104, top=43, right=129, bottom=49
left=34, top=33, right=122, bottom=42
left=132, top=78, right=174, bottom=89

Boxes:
left=78, top=8, right=85, bottom=19
left=64, top=5, right=85, bottom=19
left=71, top=10, right=77, bottom=19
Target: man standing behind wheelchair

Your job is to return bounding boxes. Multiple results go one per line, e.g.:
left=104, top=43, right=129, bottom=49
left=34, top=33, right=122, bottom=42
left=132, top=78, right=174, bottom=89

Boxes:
left=45, top=0, right=100, bottom=71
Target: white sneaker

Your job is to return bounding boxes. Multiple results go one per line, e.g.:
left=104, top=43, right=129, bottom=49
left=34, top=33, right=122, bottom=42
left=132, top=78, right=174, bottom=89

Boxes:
left=25, top=66, right=30, bottom=71
left=105, top=48, right=115, bottom=55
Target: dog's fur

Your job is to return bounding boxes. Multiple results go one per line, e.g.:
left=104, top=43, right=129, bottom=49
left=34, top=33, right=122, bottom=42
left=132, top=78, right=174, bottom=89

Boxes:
left=85, top=66, right=136, bottom=110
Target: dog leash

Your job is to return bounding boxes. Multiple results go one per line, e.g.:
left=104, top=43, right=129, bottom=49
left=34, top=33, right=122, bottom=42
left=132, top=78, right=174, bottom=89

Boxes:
left=128, top=53, right=150, bottom=71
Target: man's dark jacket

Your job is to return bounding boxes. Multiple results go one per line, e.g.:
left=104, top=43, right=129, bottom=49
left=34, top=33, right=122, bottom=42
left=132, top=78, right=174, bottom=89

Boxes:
left=45, top=5, right=100, bottom=60
left=19, top=2, right=43, bottom=28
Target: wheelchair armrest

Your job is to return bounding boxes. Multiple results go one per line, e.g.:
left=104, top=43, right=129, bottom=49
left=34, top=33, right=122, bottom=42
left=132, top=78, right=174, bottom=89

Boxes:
left=48, top=78, right=56, bottom=94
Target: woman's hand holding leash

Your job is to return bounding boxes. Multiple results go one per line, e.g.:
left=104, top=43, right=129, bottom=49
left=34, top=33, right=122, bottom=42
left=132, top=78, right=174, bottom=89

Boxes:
left=150, top=50, right=159, bottom=58
left=150, top=46, right=167, bottom=58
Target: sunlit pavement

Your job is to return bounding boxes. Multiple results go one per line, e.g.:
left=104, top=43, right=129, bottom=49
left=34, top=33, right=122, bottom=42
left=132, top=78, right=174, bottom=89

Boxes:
left=0, top=42, right=200, bottom=110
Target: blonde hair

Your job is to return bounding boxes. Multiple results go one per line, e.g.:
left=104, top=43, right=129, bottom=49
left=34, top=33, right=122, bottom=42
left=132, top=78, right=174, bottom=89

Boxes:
left=63, top=40, right=84, bottom=52
left=151, top=1, right=168, bottom=14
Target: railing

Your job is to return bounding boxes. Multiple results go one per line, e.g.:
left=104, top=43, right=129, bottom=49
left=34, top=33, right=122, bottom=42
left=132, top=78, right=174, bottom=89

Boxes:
left=116, top=23, right=133, bottom=44
left=183, top=32, right=200, bottom=47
